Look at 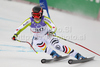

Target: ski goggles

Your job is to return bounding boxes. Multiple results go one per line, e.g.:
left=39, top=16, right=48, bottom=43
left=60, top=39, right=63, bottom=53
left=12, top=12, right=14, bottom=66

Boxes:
left=32, top=12, right=41, bottom=18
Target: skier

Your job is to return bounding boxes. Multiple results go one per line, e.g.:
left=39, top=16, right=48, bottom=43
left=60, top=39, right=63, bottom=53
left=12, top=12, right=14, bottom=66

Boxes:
left=12, top=6, right=86, bottom=60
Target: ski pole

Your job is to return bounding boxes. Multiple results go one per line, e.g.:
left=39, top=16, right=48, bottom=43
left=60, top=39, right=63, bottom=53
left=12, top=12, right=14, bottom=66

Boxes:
left=16, top=39, right=38, bottom=54
left=54, top=35, right=100, bottom=56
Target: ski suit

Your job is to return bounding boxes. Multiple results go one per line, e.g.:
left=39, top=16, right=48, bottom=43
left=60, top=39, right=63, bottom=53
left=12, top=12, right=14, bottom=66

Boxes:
left=14, top=16, right=77, bottom=57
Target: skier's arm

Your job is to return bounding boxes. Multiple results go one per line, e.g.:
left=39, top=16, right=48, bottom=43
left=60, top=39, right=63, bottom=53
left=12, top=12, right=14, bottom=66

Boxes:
left=13, top=18, right=31, bottom=39
left=44, top=16, right=57, bottom=33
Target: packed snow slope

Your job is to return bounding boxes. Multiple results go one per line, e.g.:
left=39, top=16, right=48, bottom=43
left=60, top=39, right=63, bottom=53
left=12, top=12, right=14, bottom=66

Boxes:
left=0, top=0, right=100, bottom=67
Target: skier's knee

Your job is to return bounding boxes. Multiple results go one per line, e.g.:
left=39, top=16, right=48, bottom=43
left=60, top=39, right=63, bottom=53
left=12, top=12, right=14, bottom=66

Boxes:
left=50, top=38, right=59, bottom=45
left=37, top=42, right=47, bottom=51
left=55, top=45, right=61, bottom=50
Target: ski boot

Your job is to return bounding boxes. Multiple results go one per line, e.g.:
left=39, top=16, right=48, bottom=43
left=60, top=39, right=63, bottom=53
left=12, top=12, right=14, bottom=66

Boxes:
left=75, top=53, right=86, bottom=60
left=50, top=50, right=61, bottom=58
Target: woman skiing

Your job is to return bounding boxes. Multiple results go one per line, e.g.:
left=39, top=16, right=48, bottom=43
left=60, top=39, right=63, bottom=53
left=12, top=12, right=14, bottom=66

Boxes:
left=12, top=6, right=86, bottom=60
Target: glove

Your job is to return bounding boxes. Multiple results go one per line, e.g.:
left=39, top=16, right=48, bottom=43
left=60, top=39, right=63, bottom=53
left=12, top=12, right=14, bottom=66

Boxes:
left=12, top=34, right=18, bottom=41
left=47, top=31, right=54, bottom=36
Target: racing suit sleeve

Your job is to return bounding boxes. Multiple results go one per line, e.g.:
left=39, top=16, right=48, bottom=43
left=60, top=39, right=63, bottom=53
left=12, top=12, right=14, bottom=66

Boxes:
left=44, top=16, right=57, bottom=33
left=14, top=18, right=31, bottom=36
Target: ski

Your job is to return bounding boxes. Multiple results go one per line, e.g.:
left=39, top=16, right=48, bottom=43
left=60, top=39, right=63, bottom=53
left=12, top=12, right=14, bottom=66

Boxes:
left=68, top=56, right=95, bottom=64
left=41, top=55, right=69, bottom=63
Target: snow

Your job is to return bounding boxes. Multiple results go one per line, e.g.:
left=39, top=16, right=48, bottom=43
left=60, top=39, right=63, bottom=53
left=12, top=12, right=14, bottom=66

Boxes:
left=0, top=0, right=100, bottom=67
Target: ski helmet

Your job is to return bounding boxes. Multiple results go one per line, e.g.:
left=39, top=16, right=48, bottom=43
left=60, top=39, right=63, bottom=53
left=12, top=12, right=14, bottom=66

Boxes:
left=32, top=6, right=43, bottom=19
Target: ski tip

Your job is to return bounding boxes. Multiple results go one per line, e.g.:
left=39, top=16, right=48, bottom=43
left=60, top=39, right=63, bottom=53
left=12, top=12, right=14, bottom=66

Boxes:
left=88, top=56, right=95, bottom=59
left=93, top=56, right=95, bottom=58
left=91, top=56, right=95, bottom=59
